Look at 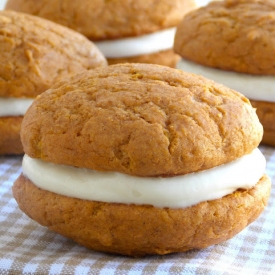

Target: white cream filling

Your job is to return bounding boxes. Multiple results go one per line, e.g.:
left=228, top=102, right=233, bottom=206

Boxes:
left=176, top=59, right=275, bottom=102
left=195, top=0, right=213, bottom=7
left=22, top=148, right=265, bottom=209
left=0, top=97, right=33, bottom=116
left=94, top=28, right=176, bottom=58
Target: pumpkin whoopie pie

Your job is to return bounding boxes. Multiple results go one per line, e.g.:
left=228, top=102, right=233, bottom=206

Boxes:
left=174, top=0, right=275, bottom=146
left=0, top=10, right=106, bottom=155
left=13, top=63, right=270, bottom=256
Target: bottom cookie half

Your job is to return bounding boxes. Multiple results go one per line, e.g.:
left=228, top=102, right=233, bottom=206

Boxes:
left=0, top=116, right=23, bottom=155
left=107, top=49, right=180, bottom=68
left=249, top=100, right=275, bottom=147
left=13, top=173, right=271, bottom=256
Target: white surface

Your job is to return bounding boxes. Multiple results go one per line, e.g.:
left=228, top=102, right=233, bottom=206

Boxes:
left=0, top=0, right=6, bottom=10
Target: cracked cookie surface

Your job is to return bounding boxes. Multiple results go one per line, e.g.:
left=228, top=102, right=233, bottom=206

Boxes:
left=21, top=63, right=262, bottom=176
left=174, top=0, right=275, bottom=75
left=5, top=0, right=196, bottom=40
left=0, top=10, right=107, bottom=98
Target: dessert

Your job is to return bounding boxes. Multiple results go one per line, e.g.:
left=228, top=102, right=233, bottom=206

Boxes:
left=174, top=0, right=275, bottom=146
left=5, top=0, right=196, bottom=67
left=0, top=10, right=107, bottom=155
left=13, top=63, right=270, bottom=256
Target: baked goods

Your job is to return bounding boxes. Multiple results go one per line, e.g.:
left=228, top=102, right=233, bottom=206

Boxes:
left=174, top=0, right=275, bottom=146
left=5, top=0, right=196, bottom=67
left=0, top=10, right=107, bottom=155
left=13, top=63, right=270, bottom=256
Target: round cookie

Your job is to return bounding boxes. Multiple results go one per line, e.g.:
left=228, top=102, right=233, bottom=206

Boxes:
left=5, top=0, right=196, bottom=67
left=174, top=0, right=275, bottom=146
left=0, top=10, right=107, bottom=155
left=21, top=64, right=262, bottom=175
left=13, top=174, right=270, bottom=256
left=13, top=63, right=270, bottom=256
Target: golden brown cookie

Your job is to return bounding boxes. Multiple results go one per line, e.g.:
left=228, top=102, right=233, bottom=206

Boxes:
left=250, top=100, right=275, bottom=146
left=0, top=10, right=107, bottom=98
left=21, top=63, right=262, bottom=176
left=174, top=0, right=275, bottom=75
left=174, top=0, right=275, bottom=146
left=14, top=63, right=269, bottom=256
left=0, top=117, right=23, bottom=155
left=13, top=173, right=270, bottom=256
left=5, top=0, right=196, bottom=40
left=5, top=0, right=196, bottom=67
left=0, top=10, right=107, bottom=155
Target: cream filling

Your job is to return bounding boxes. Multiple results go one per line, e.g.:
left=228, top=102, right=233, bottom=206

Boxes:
left=176, top=59, right=275, bottom=102
left=94, top=28, right=176, bottom=58
left=22, top=149, right=265, bottom=209
left=195, top=0, right=213, bottom=6
left=0, top=97, right=33, bottom=116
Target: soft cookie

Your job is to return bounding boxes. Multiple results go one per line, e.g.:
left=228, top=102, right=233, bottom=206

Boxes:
left=13, top=63, right=270, bottom=256
left=174, top=0, right=275, bottom=146
left=0, top=10, right=107, bottom=155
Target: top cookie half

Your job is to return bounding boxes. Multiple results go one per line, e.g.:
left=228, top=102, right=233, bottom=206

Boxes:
left=5, top=0, right=196, bottom=40
left=0, top=10, right=107, bottom=98
left=174, top=0, right=275, bottom=75
left=21, top=63, right=262, bottom=177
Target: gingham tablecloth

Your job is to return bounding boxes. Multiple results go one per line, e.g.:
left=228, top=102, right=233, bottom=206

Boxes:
left=0, top=145, right=274, bottom=275
left=0, top=0, right=274, bottom=273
